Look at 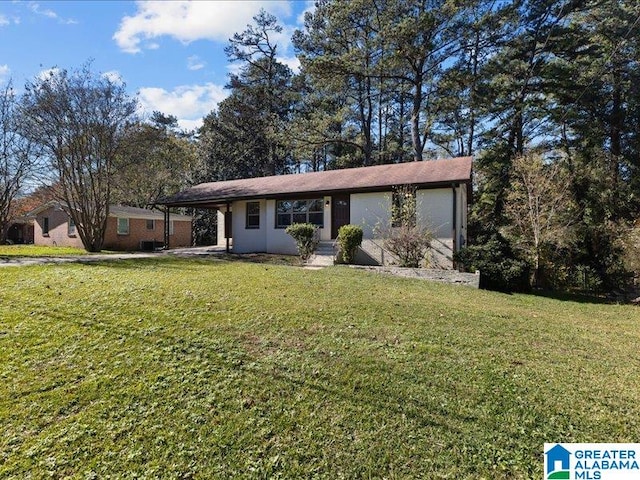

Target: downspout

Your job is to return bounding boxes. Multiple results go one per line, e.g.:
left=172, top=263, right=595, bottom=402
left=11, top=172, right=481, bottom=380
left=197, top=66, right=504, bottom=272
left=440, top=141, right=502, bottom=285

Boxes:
left=225, top=202, right=231, bottom=253
left=164, top=206, right=170, bottom=250
left=451, top=184, right=457, bottom=261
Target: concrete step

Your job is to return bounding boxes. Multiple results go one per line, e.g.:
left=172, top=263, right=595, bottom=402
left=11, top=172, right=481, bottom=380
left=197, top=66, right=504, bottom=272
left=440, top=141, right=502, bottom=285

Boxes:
left=315, top=241, right=336, bottom=251
left=306, top=241, right=336, bottom=267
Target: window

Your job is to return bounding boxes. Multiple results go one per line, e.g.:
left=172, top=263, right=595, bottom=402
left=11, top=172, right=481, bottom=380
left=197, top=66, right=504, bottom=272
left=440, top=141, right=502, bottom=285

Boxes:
left=42, top=217, right=49, bottom=235
left=246, top=201, right=260, bottom=229
left=276, top=199, right=324, bottom=228
left=117, top=217, right=129, bottom=235
left=68, top=217, right=76, bottom=236
left=146, top=219, right=155, bottom=230
left=169, top=220, right=174, bottom=236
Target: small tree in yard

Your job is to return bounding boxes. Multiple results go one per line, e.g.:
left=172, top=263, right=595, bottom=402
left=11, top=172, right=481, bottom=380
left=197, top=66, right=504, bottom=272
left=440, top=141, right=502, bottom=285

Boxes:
left=502, top=153, right=577, bottom=288
left=20, top=64, right=137, bottom=252
left=285, top=223, right=318, bottom=262
left=375, top=185, right=433, bottom=268
left=337, top=224, right=363, bottom=264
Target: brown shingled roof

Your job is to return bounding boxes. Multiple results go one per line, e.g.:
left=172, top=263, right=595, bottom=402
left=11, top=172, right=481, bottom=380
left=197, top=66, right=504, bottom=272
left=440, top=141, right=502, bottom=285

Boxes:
left=159, top=156, right=472, bottom=207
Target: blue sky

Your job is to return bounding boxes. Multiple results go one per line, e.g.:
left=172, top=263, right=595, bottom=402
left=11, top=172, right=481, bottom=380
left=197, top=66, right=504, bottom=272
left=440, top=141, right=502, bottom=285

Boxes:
left=0, top=1, right=313, bottom=130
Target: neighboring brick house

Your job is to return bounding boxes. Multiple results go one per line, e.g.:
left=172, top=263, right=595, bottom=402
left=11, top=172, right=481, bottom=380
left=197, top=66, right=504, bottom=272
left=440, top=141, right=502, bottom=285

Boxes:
left=28, top=202, right=192, bottom=251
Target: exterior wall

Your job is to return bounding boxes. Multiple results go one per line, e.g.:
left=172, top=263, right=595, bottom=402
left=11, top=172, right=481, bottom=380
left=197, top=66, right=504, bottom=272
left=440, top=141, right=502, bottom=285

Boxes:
left=350, top=187, right=467, bottom=269
left=230, top=197, right=331, bottom=255
left=265, top=199, right=297, bottom=255
left=349, top=187, right=466, bottom=241
left=33, top=205, right=191, bottom=251
left=217, top=209, right=226, bottom=247
left=231, top=200, right=267, bottom=253
left=224, top=186, right=467, bottom=268
left=417, top=188, right=453, bottom=238
left=103, top=217, right=192, bottom=251
left=33, top=206, right=84, bottom=248
left=350, top=192, right=391, bottom=238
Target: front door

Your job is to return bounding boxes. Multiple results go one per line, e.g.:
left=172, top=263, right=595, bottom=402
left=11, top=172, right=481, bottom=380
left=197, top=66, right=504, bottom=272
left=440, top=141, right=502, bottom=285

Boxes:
left=331, top=194, right=350, bottom=238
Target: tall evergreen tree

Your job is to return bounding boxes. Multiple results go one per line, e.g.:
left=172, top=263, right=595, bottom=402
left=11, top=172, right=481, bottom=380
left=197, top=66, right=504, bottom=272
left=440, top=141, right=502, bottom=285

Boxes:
left=221, top=9, right=297, bottom=177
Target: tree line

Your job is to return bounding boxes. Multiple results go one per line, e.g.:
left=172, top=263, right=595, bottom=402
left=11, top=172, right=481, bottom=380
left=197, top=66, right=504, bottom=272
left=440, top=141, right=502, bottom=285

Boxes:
left=1, top=0, right=638, bottom=292
left=202, top=0, right=640, bottom=292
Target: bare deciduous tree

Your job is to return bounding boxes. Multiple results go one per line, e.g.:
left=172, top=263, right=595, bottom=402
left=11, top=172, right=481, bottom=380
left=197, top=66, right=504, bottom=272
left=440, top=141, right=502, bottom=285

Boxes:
left=503, top=153, right=578, bottom=287
left=21, top=64, right=137, bottom=251
left=0, top=80, right=39, bottom=243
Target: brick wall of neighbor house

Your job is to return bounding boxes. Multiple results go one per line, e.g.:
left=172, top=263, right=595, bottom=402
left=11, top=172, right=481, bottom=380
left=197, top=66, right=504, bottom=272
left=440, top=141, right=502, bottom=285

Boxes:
left=103, top=217, right=192, bottom=251
left=33, top=207, right=84, bottom=249
left=168, top=219, right=192, bottom=248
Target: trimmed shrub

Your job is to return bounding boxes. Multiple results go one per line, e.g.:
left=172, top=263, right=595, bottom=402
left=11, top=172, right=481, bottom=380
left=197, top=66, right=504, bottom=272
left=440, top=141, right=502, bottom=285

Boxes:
left=337, top=224, right=363, bottom=264
left=285, top=223, right=318, bottom=261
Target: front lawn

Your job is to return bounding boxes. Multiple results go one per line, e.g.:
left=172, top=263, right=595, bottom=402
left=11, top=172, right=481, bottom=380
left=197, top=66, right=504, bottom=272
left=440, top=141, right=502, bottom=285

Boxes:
left=1, top=258, right=639, bottom=478
left=0, top=245, right=88, bottom=257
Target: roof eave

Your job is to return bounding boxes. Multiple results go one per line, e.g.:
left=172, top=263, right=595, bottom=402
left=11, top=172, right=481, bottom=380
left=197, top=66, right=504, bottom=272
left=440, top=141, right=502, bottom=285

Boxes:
left=158, top=178, right=472, bottom=208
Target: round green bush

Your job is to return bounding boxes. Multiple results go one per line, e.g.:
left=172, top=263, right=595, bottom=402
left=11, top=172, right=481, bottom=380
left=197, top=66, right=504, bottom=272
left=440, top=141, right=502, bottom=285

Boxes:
left=337, top=224, right=363, bottom=264
left=285, top=223, right=318, bottom=261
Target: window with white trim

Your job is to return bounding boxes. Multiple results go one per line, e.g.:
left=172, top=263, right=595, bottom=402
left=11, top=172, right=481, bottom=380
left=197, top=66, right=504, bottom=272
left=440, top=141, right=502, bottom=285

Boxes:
left=117, top=217, right=129, bottom=235
left=42, top=217, right=49, bottom=235
left=276, top=199, right=324, bottom=228
left=146, top=219, right=155, bottom=230
left=246, top=201, right=260, bottom=229
left=68, top=217, right=76, bottom=236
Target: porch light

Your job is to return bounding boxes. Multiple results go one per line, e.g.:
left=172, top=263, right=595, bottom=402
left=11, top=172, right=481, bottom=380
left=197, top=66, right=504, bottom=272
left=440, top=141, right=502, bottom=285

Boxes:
left=325, top=199, right=330, bottom=206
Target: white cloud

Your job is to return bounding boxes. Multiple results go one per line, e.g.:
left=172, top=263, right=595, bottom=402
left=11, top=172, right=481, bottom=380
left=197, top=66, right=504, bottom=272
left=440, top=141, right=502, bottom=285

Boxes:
left=297, top=1, right=316, bottom=25
left=278, top=55, right=300, bottom=73
left=36, top=67, right=62, bottom=82
left=102, top=70, right=124, bottom=85
left=29, top=2, right=77, bottom=24
left=0, top=14, right=9, bottom=26
left=175, top=118, right=204, bottom=132
left=30, top=2, right=57, bottom=19
left=187, top=55, right=205, bottom=71
left=113, top=0, right=293, bottom=54
left=226, top=61, right=243, bottom=77
left=138, top=83, right=228, bottom=131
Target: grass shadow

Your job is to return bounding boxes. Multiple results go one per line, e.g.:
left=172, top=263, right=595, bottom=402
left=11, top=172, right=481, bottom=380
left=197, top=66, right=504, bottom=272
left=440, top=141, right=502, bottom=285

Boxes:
left=79, top=253, right=301, bottom=270
left=529, top=289, right=614, bottom=305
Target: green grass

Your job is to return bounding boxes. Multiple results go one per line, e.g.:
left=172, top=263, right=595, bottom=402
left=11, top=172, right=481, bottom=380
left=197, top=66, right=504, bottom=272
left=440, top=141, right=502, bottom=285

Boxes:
left=1, top=257, right=639, bottom=479
left=0, top=245, right=89, bottom=257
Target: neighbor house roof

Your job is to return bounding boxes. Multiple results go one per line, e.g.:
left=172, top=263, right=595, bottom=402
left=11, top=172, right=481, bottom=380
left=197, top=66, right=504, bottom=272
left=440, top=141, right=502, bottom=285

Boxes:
left=158, top=156, right=473, bottom=207
left=108, top=205, right=192, bottom=221
left=27, top=201, right=192, bottom=221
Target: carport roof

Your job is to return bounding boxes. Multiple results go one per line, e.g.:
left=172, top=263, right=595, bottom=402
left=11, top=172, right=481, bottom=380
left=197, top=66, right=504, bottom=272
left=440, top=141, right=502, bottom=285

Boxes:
left=158, top=156, right=472, bottom=207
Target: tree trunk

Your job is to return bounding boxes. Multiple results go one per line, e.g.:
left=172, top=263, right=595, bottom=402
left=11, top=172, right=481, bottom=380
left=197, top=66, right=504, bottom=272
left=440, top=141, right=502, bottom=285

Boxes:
left=411, top=77, right=423, bottom=161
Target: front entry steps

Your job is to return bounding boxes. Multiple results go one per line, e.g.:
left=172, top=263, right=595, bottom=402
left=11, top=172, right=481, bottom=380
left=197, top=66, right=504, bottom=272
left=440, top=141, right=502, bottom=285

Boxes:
left=307, top=241, right=336, bottom=267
